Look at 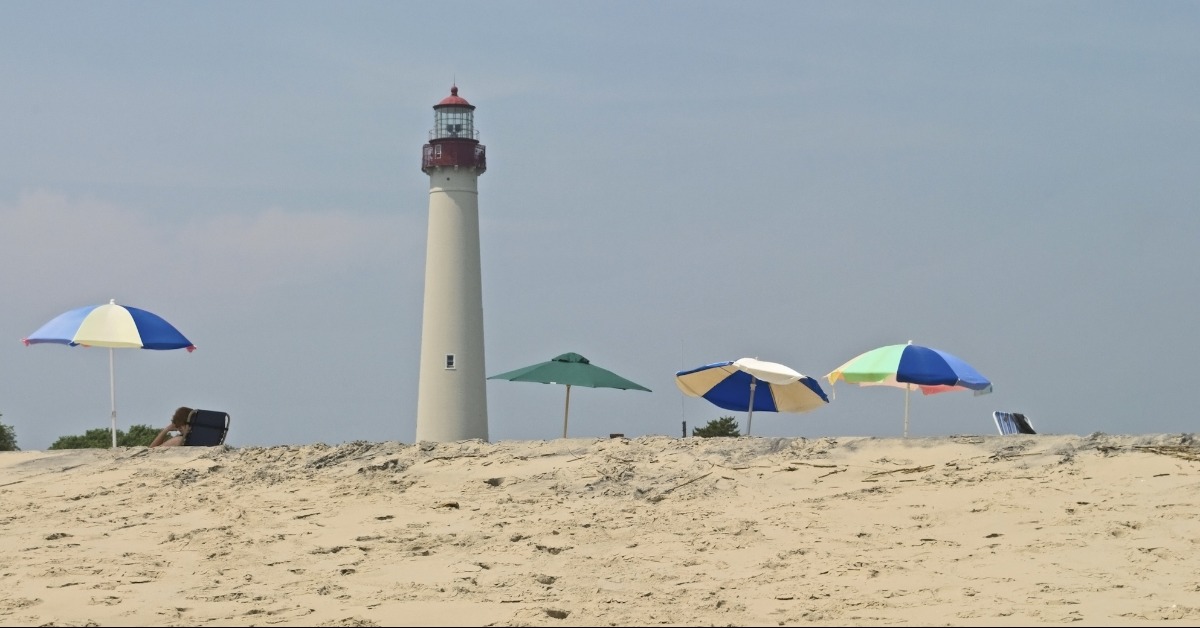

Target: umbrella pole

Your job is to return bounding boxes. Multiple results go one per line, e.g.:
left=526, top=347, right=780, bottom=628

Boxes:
left=903, top=383, right=910, bottom=438
left=562, top=384, right=572, bottom=439
left=746, top=378, right=757, bottom=436
left=109, top=348, right=117, bottom=448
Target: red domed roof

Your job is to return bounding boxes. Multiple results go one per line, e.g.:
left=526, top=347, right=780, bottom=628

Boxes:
left=436, top=85, right=473, bottom=108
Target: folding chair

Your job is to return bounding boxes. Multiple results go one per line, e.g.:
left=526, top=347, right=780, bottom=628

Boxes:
left=993, top=411, right=1036, bottom=435
left=183, top=409, right=231, bottom=446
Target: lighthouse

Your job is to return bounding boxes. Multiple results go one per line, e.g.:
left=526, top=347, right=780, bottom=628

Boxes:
left=415, top=85, right=490, bottom=442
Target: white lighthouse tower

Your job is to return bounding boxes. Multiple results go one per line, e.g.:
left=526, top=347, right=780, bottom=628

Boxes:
left=415, top=85, right=489, bottom=442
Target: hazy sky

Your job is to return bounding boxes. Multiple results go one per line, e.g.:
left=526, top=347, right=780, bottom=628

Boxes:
left=2, top=2, right=1198, bottom=450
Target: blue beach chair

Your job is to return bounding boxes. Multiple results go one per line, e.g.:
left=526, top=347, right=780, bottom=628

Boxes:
left=993, top=411, right=1036, bottom=435
left=183, top=409, right=231, bottom=446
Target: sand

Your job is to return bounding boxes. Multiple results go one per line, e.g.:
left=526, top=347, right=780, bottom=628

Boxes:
left=2, top=432, right=1200, bottom=626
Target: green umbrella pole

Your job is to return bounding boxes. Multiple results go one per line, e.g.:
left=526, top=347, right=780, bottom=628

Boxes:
left=562, top=384, right=572, bottom=439
left=903, top=383, right=910, bottom=438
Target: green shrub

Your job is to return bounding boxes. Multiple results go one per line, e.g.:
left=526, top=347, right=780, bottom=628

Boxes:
left=692, top=416, right=741, bottom=438
left=0, top=416, right=17, bottom=451
left=49, top=424, right=160, bottom=449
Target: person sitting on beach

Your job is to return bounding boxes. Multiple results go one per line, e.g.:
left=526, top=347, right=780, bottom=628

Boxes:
left=149, top=406, right=194, bottom=448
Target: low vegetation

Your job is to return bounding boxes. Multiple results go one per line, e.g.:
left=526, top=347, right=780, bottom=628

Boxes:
left=49, top=424, right=159, bottom=449
left=692, top=416, right=741, bottom=438
left=0, top=414, right=17, bottom=451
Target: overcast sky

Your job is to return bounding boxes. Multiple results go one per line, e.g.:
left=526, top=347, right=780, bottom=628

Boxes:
left=2, top=2, right=1197, bottom=450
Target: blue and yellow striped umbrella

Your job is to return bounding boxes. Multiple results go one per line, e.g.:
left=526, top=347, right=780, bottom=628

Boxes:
left=676, top=357, right=829, bottom=436
left=23, top=300, right=195, bottom=447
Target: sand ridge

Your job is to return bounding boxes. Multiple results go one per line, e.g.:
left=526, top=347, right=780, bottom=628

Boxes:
left=2, top=432, right=1199, bottom=626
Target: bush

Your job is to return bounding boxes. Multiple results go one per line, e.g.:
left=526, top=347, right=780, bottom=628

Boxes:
left=49, top=424, right=160, bottom=449
left=692, top=416, right=741, bottom=438
left=0, top=416, right=17, bottom=451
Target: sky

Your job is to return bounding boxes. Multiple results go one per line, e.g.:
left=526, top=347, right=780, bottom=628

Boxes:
left=2, top=2, right=1198, bottom=451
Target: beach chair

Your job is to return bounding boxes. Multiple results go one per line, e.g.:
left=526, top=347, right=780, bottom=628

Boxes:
left=993, top=411, right=1036, bottom=435
left=183, top=409, right=231, bottom=446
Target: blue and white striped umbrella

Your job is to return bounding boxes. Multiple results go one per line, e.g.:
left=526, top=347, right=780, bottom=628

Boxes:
left=23, top=300, right=196, bottom=447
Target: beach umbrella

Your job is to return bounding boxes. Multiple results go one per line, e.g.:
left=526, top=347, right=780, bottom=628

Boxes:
left=23, top=299, right=196, bottom=448
left=488, top=352, right=651, bottom=438
left=825, top=341, right=991, bottom=438
left=675, top=357, right=829, bottom=436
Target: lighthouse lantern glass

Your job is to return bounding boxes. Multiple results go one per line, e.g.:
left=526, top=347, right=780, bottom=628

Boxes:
left=435, top=106, right=474, bottom=139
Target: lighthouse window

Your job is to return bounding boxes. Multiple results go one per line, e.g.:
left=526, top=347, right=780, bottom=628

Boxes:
left=435, top=107, right=474, bottom=139
left=445, top=354, right=456, bottom=370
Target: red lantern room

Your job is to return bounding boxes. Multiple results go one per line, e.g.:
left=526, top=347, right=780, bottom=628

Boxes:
left=422, top=85, right=487, bottom=174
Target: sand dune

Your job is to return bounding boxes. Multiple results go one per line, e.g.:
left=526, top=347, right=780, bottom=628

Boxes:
left=2, top=432, right=1200, bottom=626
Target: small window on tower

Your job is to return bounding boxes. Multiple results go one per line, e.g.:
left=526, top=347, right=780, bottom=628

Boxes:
left=445, top=354, right=456, bottom=370
left=433, top=145, right=442, bottom=158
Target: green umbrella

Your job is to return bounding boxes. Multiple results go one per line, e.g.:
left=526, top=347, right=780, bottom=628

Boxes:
left=488, top=352, right=651, bottom=438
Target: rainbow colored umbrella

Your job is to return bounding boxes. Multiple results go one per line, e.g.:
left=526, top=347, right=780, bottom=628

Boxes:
left=23, top=299, right=196, bottom=447
left=826, top=341, right=991, bottom=437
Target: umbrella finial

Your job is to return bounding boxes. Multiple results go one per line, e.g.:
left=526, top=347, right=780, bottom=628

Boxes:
left=553, top=352, right=590, bottom=364
left=110, top=299, right=116, bottom=304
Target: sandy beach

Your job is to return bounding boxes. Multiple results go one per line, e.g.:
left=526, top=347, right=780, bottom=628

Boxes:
left=2, top=432, right=1200, bottom=626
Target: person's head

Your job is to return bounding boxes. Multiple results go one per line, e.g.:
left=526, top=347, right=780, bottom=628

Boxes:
left=172, top=406, right=194, bottom=429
